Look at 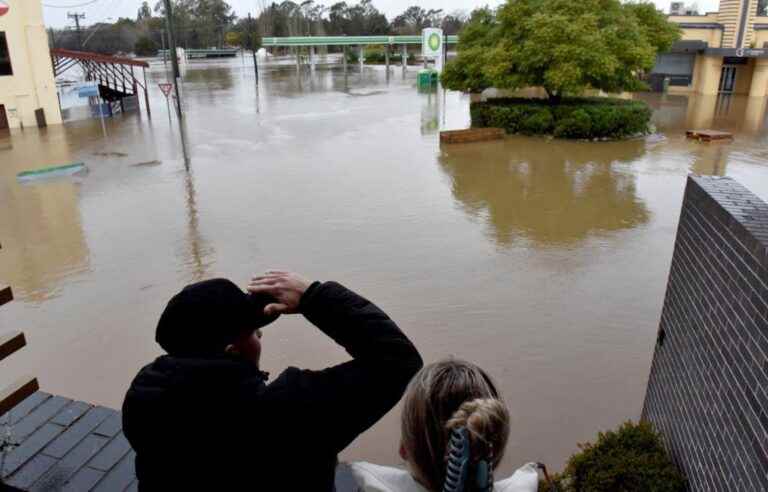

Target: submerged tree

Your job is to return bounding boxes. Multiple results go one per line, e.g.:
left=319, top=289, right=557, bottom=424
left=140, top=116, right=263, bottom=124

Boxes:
left=441, top=0, right=680, bottom=101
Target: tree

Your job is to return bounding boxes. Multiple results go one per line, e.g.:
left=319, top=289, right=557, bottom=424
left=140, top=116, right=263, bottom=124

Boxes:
left=135, top=36, right=158, bottom=55
left=392, top=6, right=443, bottom=34
left=224, top=31, right=241, bottom=46
left=442, top=0, right=680, bottom=101
left=441, top=11, right=468, bottom=35
left=440, top=7, right=499, bottom=93
left=232, top=16, right=262, bottom=50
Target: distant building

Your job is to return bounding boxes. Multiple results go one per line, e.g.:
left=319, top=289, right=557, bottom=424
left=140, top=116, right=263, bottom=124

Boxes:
left=670, top=2, right=700, bottom=16
left=651, top=0, right=768, bottom=96
left=0, top=0, right=62, bottom=131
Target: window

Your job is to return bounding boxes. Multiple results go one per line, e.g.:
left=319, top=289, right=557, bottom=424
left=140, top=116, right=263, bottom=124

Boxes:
left=0, top=32, right=12, bottom=76
left=759, top=0, right=768, bottom=16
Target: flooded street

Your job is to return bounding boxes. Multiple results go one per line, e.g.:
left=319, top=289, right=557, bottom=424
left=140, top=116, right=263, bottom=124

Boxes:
left=1, top=58, right=768, bottom=473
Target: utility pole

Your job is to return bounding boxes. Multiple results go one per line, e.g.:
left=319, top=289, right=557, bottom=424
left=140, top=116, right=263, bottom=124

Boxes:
left=161, top=29, right=167, bottom=68
left=67, top=12, right=86, bottom=46
left=248, top=13, right=258, bottom=79
left=162, top=0, right=183, bottom=118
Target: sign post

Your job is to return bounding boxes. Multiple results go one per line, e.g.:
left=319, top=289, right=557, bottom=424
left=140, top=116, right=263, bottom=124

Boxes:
left=422, top=28, right=445, bottom=73
left=159, top=83, right=173, bottom=121
left=78, top=82, right=107, bottom=136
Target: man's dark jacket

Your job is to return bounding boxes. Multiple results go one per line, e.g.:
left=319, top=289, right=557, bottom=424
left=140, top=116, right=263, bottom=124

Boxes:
left=122, top=281, right=423, bottom=491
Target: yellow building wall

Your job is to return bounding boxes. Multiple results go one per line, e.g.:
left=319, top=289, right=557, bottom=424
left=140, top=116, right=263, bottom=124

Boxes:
left=750, top=59, right=768, bottom=97
left=734, top=61, right=755, bottom=94
left=0, top=0, right=62, bottom=129
left=755, top=27, right=768, bottom=47
left=681, top=28, right=724, bottom=46
left=692, top=55, right=725, bottom=95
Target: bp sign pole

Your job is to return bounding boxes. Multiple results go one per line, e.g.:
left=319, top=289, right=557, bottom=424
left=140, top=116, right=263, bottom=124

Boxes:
left=163, top=0, right=183, bottom=118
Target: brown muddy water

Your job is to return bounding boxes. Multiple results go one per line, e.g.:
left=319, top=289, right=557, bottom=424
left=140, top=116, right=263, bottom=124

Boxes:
left=2, top=58, right=768, bottom=474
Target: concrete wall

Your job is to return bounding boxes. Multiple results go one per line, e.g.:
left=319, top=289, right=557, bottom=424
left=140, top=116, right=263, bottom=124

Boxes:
left=643, top=176, right=768, bottom=491
left=0, top=0, right=62, bottom=129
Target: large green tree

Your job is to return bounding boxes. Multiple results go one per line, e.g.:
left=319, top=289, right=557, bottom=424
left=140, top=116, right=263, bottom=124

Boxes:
left=442, top=0, right=680, bottom=101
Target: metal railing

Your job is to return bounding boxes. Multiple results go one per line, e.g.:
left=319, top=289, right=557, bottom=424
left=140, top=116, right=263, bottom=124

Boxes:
left=0, top=244, right=38, bottom=419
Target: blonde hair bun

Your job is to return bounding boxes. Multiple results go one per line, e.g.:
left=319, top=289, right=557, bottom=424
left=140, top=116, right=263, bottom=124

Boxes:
left=446, top=398, right=509, bottom=461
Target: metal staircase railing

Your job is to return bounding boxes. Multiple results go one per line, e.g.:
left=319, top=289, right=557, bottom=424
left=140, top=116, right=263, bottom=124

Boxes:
left=0, top=243, right=39, bottom=419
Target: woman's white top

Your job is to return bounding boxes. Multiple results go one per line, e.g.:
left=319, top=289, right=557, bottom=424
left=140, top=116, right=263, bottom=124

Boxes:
left=349, top=461, right=540, bottom=492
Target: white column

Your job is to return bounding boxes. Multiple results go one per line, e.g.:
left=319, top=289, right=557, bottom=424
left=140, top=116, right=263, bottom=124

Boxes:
left=310, top=46, right=316, bottom=72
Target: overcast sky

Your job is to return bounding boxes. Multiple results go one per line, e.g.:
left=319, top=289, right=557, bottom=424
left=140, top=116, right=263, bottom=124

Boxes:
left=41, top=0, right=722, bottom=28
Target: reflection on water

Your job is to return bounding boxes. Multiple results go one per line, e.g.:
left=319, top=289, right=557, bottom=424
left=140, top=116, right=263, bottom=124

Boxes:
left=2, top=59, right=768, bottom=473
left=176, top=119, right=214, bottom=283
left=438, top=138, right=649, bottom=246
left=0, top=127, right=90, bottom=302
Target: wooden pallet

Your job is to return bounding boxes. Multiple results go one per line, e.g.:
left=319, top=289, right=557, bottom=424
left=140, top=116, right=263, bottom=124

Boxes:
left=686, top=129, right=734, bottom=142
left=440, top=128, right=505, bottom=144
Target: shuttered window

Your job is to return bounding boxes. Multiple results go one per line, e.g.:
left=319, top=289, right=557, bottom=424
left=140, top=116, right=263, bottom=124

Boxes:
left=652, top=53, right=695, bottom=76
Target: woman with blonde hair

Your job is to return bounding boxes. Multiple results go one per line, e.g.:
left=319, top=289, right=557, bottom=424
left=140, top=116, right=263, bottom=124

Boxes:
left=350, top=359, right=539, bottom=492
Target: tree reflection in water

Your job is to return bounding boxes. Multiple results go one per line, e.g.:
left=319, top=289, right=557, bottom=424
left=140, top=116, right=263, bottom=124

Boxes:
left=437, top=137, right=650, bottom=247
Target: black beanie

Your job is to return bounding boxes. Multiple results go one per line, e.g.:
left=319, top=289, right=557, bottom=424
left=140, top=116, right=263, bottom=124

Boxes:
left=156, top=278, right=279, bottom=357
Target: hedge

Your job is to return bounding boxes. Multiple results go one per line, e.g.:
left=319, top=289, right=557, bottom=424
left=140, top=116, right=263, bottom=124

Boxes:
left=470, top=97, right=652, bottom=140
left=538, top=421, right=687, bottom=492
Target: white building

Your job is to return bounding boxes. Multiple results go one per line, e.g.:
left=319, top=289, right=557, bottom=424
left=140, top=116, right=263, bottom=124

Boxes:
left=0, top=0, right=62, bottom=131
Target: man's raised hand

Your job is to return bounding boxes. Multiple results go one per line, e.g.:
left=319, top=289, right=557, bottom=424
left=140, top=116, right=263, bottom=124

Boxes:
left=248, top=271, right=312, bottom=316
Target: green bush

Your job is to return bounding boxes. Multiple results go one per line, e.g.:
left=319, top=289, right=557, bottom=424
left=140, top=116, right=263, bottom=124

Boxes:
left=470, top=97, right=651, bottom=139
left=554, top=109, right=592, bottom=138
left=519, top=108, right=554, bottom=135
left=134, top=36, right=158, bottom=57
left=538, top=421, right=686, bottom=492
left=346, top=47, right=415, bottom=65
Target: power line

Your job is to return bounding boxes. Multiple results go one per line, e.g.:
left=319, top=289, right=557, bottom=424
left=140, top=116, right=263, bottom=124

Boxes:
left=43, top=0, right=100, bottom=8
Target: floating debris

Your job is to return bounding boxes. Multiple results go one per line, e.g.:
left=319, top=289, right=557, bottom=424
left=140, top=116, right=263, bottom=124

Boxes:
left=17, top=163, right=88, bottom=182
left=440, top=128, right=505, bottom=144
left=132, top=160, right=162, bottom=167
left=686, top=129, right=733, bottom=143
left=346, top=90, right=386, bottom=97
left=93, top=151, right=129, bottom=157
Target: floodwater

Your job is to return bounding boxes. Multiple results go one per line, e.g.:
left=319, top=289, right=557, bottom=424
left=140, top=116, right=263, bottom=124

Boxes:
left=2, top=57, right=768, bottom=474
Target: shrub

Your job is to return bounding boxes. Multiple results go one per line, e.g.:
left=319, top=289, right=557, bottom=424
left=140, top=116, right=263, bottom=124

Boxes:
left=540, top=421, right=686, bottom=492
left=554, top=109, right=592, bottom=139
left=519, top=108, right=554, bottom=135
left=134, top=36, right=158, bottom=57
left=470, top=97, right=651, bottom=139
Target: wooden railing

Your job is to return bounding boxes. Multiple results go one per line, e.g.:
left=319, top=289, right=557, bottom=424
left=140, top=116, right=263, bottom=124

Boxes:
left=0, top=243, right=39, bottom=418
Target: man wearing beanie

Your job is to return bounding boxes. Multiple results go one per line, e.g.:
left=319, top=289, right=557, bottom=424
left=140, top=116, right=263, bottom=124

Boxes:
left=122, top=271, right=423, bottom=491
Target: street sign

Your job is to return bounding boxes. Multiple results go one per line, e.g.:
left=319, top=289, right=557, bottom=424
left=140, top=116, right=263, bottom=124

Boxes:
left=159, top=83, right=173, bottom=97
left=422, top=28, right=444, bottom=59
left=77, top=82, right=99, bottom=98
left=0, top=2, right=9, bottom=17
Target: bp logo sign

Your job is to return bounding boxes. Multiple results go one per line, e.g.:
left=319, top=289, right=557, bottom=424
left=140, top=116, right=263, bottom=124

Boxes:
left=0, top=1, right=9, bottom=17
left=428, top=33, right=441, bottom=51
left=422, top=28, right=444, bottom=58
